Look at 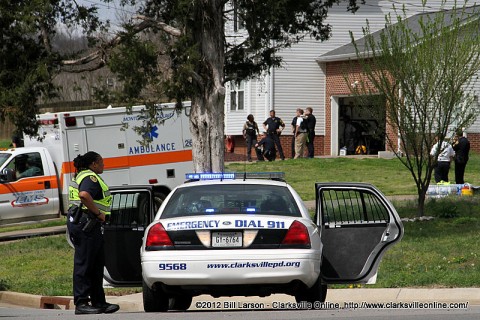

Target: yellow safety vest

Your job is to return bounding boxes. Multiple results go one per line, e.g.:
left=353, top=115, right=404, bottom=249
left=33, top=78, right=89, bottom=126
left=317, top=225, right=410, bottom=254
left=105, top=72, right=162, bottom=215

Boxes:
left=69, top=170, right=112, bottom=215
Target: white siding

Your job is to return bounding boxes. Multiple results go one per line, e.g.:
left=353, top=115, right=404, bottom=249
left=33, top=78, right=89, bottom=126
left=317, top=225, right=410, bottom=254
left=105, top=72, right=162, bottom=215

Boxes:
left=224, top=0, right=479, bottom=135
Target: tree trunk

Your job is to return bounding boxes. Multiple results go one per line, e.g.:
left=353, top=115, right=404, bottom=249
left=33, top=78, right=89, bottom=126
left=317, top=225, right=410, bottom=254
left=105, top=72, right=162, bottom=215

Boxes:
left=189, top=0, right=226, bottom=173
left=417, top=188, right=426, bottom=217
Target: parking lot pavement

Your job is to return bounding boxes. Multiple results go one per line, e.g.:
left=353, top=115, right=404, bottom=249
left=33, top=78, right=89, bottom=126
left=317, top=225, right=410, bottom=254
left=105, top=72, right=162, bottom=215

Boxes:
left=1, top=288, right=479, bottom=312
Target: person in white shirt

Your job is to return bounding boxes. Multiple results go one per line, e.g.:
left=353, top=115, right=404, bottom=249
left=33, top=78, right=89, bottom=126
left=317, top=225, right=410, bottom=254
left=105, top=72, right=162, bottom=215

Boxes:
left=430, top=137, right=455, bottom=183
left=294, top=108, right=308, bottom=159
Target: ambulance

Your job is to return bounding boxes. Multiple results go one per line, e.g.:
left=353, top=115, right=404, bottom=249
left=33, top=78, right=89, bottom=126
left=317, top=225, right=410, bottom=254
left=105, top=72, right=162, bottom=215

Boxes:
left=0, top=102, right=193, bottom=224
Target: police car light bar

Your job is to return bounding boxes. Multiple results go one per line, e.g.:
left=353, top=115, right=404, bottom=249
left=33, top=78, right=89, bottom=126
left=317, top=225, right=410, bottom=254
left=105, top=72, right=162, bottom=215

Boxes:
left=185, top=172, right=285, bottom=181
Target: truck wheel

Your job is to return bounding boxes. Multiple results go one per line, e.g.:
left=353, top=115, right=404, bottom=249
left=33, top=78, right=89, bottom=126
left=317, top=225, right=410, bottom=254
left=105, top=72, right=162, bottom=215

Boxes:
left=294, top=276, right=327, bottom=306
left=143, top=280, right=169, bottom=312
left=153, top=192, right=167, bottom=212
left=169, top=295, right=193, bottom=311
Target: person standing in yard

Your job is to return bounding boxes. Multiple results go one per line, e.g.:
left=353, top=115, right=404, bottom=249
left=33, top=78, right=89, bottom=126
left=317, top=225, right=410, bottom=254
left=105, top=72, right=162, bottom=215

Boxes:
left=242, top=114, right=263, bottom=162
left=67, top=151, right=119, bottom=315
left=294, top=108, right=308, bottom=159
left=263, top=110, right=286, bottom=160
left=305, top=107, right=316, bottom=158
left=430, top=137, right=455, bottom=183
left=290, top=112, right=298, bottom=159
left=452, top=129, right=470, bottom=184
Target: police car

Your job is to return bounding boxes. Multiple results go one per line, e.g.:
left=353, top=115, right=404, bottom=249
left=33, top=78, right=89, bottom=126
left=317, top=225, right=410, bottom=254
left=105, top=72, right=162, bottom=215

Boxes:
left=103, top=173, right=403, bottom=312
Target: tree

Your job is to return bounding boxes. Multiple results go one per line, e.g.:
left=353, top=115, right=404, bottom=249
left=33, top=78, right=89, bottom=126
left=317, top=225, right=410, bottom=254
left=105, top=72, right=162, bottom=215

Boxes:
left=348, top=2, right=480, bottom=216
left=1, top=0, right=364, bottom=172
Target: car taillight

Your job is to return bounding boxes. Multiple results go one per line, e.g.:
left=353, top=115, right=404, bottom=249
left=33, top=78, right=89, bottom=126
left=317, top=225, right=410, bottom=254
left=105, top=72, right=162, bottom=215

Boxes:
left=281, top=220, right=310, bottom=247
left=146, top=223, right=173, bottom=247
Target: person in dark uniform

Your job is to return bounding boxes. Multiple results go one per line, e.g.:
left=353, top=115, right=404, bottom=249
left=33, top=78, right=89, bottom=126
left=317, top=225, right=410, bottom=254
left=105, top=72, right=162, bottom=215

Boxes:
left=242, top=114, right=264, bottom=162
left=263, top=110, right=286, bottom=160
left=255, top=132, right=276, bottom=161
left=305, top=107, right=316, bottom=158
left=67, top=151, right=119, bottom=315
left=452, top=130, right=470, bottom=184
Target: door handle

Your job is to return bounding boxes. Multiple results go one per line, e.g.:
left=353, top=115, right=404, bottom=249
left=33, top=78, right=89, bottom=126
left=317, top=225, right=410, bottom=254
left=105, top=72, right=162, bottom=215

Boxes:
left=44, top=181, right=51, bottom=189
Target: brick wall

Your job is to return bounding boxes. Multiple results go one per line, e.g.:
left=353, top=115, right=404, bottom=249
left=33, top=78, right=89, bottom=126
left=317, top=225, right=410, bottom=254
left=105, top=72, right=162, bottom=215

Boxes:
left=324, top=60, right=399, bottom=154
left=224, top=135, right=325, bottom=161
left=468, top=133, right=480, bottom=152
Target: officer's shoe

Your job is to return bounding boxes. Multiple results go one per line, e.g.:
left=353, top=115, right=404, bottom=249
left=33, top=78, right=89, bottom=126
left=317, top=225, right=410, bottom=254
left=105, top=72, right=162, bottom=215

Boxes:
left=94, top=302, right=120, bottom=314
left=75, top=302, right=103, bottom=315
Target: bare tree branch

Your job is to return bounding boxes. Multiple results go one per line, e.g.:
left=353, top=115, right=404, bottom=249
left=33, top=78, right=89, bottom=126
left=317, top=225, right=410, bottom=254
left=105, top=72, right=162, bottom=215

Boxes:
left=60, top=18, right=181, bottom=72
left=133, top=15, right=182, bottom=37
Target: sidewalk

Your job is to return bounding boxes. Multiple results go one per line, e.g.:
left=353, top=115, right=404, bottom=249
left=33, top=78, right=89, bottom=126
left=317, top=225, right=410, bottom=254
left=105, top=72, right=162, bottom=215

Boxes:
left=0, top=225, right=66, bottom=242
left=1, top=288, right=479, bottom=311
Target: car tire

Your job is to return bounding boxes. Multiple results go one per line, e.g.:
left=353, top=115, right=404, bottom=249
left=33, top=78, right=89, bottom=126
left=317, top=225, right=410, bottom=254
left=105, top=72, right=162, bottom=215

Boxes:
left=169, top=295, right=193, bottom=311
left=143, top=280, right=169, bottom=312
left=294, top=276, right=327, bottom=306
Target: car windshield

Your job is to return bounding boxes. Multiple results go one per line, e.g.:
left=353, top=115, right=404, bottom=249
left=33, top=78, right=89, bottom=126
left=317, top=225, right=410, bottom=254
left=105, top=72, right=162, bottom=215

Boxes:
left=161, top=184, right=301, bottom=218
left=0, top=153, right=11, bottom=167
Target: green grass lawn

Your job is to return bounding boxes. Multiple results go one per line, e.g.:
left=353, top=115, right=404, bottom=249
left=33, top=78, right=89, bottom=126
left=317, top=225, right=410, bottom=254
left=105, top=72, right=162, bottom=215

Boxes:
left=227, top=153, right=480, bottom=201
left=1, top=153, right=479, bottom=295
left=0, top=140, right=11, bottom=148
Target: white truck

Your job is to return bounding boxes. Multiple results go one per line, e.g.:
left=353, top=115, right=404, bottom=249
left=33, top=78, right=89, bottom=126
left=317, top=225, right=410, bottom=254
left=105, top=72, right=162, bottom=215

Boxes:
left=0, top=103, right=193, bottom=224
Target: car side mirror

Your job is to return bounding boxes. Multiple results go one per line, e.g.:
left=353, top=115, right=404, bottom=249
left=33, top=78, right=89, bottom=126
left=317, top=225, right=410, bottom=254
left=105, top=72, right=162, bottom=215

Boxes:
left=0, top=168, right=15, bottom=182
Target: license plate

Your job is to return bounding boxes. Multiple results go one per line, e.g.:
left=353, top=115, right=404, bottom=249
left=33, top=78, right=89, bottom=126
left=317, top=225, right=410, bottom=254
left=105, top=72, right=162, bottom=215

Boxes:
left=211, top=232, right=243, bottom=248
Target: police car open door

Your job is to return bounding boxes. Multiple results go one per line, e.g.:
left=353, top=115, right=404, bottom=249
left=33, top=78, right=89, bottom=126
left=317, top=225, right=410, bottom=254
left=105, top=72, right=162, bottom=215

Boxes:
left=103, top=186, right=155, bottom=287
left=316, top=183, right=404, bottom=284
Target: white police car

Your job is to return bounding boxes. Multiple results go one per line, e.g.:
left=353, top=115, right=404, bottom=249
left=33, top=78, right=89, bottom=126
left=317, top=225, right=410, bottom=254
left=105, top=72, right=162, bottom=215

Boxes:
left=103, top=173, right=403, bottom=312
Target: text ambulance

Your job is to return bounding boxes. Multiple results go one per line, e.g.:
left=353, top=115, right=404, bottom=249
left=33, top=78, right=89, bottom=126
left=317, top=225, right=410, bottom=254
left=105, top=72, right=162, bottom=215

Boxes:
left=0, top=103, right=193, bottom=224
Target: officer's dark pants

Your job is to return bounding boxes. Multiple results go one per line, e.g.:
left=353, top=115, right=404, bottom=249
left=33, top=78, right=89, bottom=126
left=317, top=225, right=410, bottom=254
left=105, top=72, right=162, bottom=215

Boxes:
left=67, top=216, right=106, bottom=306
left=264, top=149, right=276, bottom=162
left=307, top=131, right=315, bottom=158
left=269, top=132, right=285, bottom=160
left=246, top=136, right=263, bottom=161
left=434, top=161, right=451, bottom=183
left=455, top=161, right=467, bottom=184
left=291, top=136, right=295, bottom=159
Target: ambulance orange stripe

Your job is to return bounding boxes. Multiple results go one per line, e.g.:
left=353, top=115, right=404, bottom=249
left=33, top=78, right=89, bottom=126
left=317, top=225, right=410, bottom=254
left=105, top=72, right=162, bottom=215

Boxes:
left=0, top=176, right=58, bottom=194
left=61, top=150, right=193, bottom=174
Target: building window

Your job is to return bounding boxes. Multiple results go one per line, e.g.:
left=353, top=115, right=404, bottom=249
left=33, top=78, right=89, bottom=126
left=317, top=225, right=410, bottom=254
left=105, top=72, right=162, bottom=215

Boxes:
left=233, top=0, right=245, bottom=32
left=230, top=81, right=245, bottom=111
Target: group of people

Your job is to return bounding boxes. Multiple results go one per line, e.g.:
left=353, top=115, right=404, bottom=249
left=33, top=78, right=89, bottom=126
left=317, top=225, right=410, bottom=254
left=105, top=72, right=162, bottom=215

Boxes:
left=243, top=108, right=316, bottom=162
left=430, top=130, right=471, bottom=184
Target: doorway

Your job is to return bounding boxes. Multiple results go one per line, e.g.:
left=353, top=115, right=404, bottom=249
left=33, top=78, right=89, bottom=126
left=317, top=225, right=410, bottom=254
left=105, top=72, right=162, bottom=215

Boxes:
left=338, top=96, right=386, bottom=155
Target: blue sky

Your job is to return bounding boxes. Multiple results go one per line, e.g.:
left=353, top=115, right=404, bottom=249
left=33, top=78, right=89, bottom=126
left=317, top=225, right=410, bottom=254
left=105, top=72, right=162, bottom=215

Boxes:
left=76, top=0, right=137, bottom=27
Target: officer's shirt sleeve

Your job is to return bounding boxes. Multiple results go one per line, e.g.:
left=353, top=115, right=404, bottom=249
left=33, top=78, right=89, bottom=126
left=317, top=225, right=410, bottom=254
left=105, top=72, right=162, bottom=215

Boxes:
left=79, top=176, right=103, bottom=200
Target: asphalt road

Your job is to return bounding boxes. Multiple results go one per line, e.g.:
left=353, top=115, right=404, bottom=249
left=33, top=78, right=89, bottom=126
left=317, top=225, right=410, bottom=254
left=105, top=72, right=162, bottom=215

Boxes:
left=1, top=306, right=479, bottom=320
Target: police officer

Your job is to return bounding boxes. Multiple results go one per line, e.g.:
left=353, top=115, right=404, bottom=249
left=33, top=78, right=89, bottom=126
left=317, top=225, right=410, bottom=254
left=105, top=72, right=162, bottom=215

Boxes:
left=263, top=110, right=286, bottom=160
left=242, top=114, right=264, bottom=162
left=255, top=132, right=276, bottom=161
left=67, top=151, right=119, bottom=315
left=305, top=107, right=316, bottom=158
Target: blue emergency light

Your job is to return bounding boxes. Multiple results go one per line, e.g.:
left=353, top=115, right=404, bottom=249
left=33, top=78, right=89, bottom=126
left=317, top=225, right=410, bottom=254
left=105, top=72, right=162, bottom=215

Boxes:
left=185, top=172, right=285, bottom=181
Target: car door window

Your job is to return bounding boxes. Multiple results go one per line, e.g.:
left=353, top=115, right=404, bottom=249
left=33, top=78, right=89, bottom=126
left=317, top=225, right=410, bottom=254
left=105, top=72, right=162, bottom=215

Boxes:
left=320, top=189, right=390, bottom=226
left=317, top=184, right=402, bottom=284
